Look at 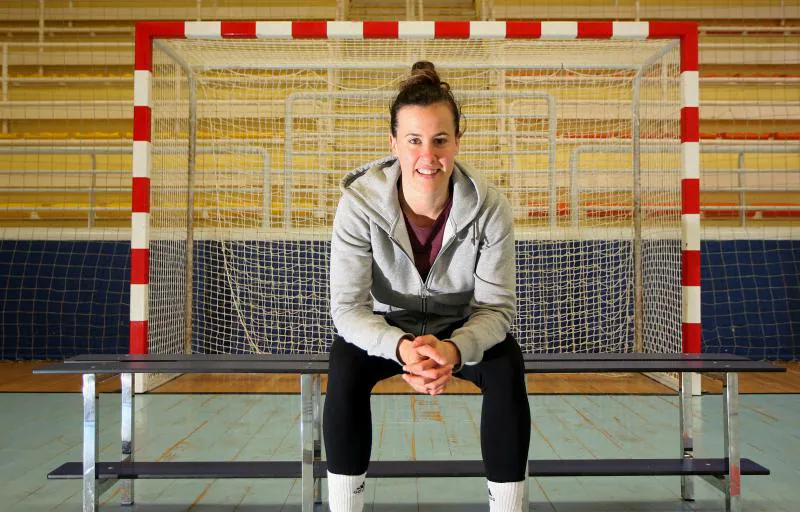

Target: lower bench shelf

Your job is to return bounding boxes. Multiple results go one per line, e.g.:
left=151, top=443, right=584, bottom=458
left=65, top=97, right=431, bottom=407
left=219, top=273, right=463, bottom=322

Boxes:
left=49, top=458, right=769, bottom=480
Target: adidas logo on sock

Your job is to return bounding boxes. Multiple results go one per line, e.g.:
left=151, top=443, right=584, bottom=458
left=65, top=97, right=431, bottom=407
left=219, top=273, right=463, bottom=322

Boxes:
left=353, top=482, right=365, bottom=495
left=488, top=487, right=495, bottom=501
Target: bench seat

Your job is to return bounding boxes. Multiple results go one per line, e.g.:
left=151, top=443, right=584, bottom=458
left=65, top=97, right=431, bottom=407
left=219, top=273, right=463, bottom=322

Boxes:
left=41, top=353, right=782, bottom=375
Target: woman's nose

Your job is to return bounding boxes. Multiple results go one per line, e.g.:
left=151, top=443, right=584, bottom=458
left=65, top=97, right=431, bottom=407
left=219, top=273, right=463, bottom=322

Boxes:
left=419, top=142, right=436, bottom=159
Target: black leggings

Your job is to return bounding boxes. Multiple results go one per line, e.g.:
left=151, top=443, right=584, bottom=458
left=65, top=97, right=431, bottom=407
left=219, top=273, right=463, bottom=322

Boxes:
left=323, top=329, right=531, bottom=483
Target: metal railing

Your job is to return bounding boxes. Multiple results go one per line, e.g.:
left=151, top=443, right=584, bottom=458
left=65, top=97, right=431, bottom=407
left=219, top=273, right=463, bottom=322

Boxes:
left=0, top=145, right=271, bottom=228
left=569, top=144, right=800, bottom=227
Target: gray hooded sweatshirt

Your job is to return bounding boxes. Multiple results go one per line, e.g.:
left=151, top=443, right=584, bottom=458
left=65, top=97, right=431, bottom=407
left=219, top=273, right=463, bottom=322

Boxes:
left=330, top=156, right=516, bottom=367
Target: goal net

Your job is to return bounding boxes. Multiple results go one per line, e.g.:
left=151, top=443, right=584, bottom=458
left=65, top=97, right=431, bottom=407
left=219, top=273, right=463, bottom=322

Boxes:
left=135, top=21, right=697, bottom=364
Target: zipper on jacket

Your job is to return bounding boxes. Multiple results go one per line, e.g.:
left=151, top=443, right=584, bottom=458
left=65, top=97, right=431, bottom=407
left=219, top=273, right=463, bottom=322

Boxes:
left=425, top=238, right=454, bottom=288
left=389, top=226, right=466, bottom=337
left=423, top=221, right=465, bottom=291
left=419, top=225, right=465, bottom=336
left=420, top=290, right=428, bottom=334
left=388, top=235, right=421, bottom=279
left=388, top=235, right=427, bottom=336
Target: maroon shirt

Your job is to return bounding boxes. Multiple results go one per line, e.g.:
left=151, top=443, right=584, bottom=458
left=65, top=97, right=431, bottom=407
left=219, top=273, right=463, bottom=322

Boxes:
left=402, top=195, right=453, bottom=282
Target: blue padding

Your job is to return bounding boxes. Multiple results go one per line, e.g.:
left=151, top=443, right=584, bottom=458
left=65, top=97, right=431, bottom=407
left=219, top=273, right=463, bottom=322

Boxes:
left=702, top=240, right=799, bottom=360
left=0, top=241, right=129, bottom=359
left=1, top=239, right=797, bottom=360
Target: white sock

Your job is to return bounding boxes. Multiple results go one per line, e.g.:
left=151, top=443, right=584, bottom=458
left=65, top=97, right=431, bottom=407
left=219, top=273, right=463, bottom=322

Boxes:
left=327, top=471, right=366, bottom=512
left=487, top=479, right=526, bottom=512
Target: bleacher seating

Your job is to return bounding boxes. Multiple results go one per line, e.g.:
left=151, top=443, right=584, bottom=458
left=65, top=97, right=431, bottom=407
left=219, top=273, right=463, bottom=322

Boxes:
left=0, top=2, right=797, bottom=227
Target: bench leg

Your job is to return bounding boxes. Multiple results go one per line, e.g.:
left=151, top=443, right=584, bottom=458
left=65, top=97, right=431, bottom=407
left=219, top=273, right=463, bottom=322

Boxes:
left=723, top=372, right=741, bottom=512
left=679, top=372, right=694, bottom=501
left=120, top=372, right=134, bottom=506
left=82, top=373, right=98, bottom=512
left=313, top=373, right=322, bottom=509
left=301, top=374, right=322, bottom=512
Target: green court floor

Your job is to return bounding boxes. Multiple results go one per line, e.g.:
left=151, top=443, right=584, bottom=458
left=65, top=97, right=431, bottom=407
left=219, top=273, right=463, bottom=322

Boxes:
left=2, top=393, right=798, bottom=511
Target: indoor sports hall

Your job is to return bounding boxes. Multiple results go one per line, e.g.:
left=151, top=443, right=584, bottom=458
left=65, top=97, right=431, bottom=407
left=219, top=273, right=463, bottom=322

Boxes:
left=0, top=1, right=798, bottom=511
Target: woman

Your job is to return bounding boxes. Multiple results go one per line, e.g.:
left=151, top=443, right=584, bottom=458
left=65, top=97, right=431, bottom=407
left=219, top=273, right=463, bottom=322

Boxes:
left=325, top=61, right=531, bottom=512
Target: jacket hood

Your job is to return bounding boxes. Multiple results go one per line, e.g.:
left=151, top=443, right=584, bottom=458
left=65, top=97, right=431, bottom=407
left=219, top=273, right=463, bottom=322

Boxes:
left=340, top=155, right=490, bottom=236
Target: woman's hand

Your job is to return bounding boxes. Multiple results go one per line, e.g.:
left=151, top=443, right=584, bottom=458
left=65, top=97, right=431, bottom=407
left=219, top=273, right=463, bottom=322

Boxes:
left=411, top=335, right=461, bottom=368
left=402, top=365, right=452, bottom=395
left=400, top=335, right=461, bottom=395
left=398, top=337, right=446, bottom=394
left=397, top=337, right=425, bottom=366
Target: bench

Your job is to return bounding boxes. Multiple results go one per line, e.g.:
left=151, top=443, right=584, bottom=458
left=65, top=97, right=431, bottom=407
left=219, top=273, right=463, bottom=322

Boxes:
left=35, top=352, right=785, bottom=512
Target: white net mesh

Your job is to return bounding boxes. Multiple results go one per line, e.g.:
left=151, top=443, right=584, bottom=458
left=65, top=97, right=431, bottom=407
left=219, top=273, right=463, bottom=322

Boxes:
left=149, top=37, right=683, bottom=356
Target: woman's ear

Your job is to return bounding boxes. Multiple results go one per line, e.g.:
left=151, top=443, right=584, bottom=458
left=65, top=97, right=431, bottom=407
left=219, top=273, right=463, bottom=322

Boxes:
left=389, top=135, right=397, bottom=155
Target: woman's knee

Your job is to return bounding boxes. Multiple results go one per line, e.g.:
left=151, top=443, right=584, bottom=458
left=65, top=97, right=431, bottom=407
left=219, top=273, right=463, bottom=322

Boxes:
left=327, top=337, right=374, bottom=391
left=476, top=338, right=527, bottom=392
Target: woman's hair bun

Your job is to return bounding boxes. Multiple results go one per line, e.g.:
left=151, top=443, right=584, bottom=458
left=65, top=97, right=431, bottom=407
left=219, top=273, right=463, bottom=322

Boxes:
left=411, top=60, right=436, bottom=73
left=404, top=60, right=449, bottom=92
left=389, top=60, right=461, bottom=137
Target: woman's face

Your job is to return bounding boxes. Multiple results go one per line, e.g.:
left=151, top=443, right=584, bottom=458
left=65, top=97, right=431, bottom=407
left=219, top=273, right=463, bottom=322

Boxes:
left=390, top=102, right=460, bottom=198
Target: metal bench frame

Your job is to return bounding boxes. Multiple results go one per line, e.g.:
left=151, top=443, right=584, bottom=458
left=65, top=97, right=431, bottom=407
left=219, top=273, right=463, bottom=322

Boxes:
left=35, top=352, right=784, bottom=512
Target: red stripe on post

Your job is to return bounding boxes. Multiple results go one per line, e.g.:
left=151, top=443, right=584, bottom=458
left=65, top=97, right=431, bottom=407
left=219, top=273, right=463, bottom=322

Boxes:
left=577, top=22, right=613, bottom=38
left=435, top=21, right=470, bottom=39
left=135, top=22, right=186, bottom=71
left=647, top=21, right=698, bottom=72
left=292, top=21, right=327, bottom=39
left=681, top=178, right=700, bottom=214
left=364, top=21, right=398, bottom=38
left=682, top=322, right=702, bottom=354
left=132, top=177, right=150, bottom=213
left=133, top=106, right=151, bottom=142
left=682, top=250, right=701, bottom=286
left=134, top=25, right=153, bottom=71
left=680, top=28, right=699, bottom=72
left=506, top=21, right=541, bottom=39
left=131, top=248, right=150, bottom=285
left=681, top=107, right=699, bottom=143
left=130, top=320, right=149, bottom=354
left=647, top=21, right=693, bottom=39
left=221, top=21, right=257, bottom=38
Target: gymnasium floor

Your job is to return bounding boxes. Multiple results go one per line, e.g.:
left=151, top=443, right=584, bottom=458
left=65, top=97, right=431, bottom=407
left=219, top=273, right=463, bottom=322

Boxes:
left=1, top=366, right=799, bottom=511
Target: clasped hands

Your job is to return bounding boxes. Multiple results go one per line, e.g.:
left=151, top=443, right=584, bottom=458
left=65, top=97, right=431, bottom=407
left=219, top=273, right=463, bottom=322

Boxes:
left=398, top=335, right=461, bottom=396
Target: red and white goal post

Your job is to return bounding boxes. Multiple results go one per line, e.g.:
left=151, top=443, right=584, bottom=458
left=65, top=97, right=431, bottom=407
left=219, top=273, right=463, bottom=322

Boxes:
left=130, top=20, right=700, bottom=392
